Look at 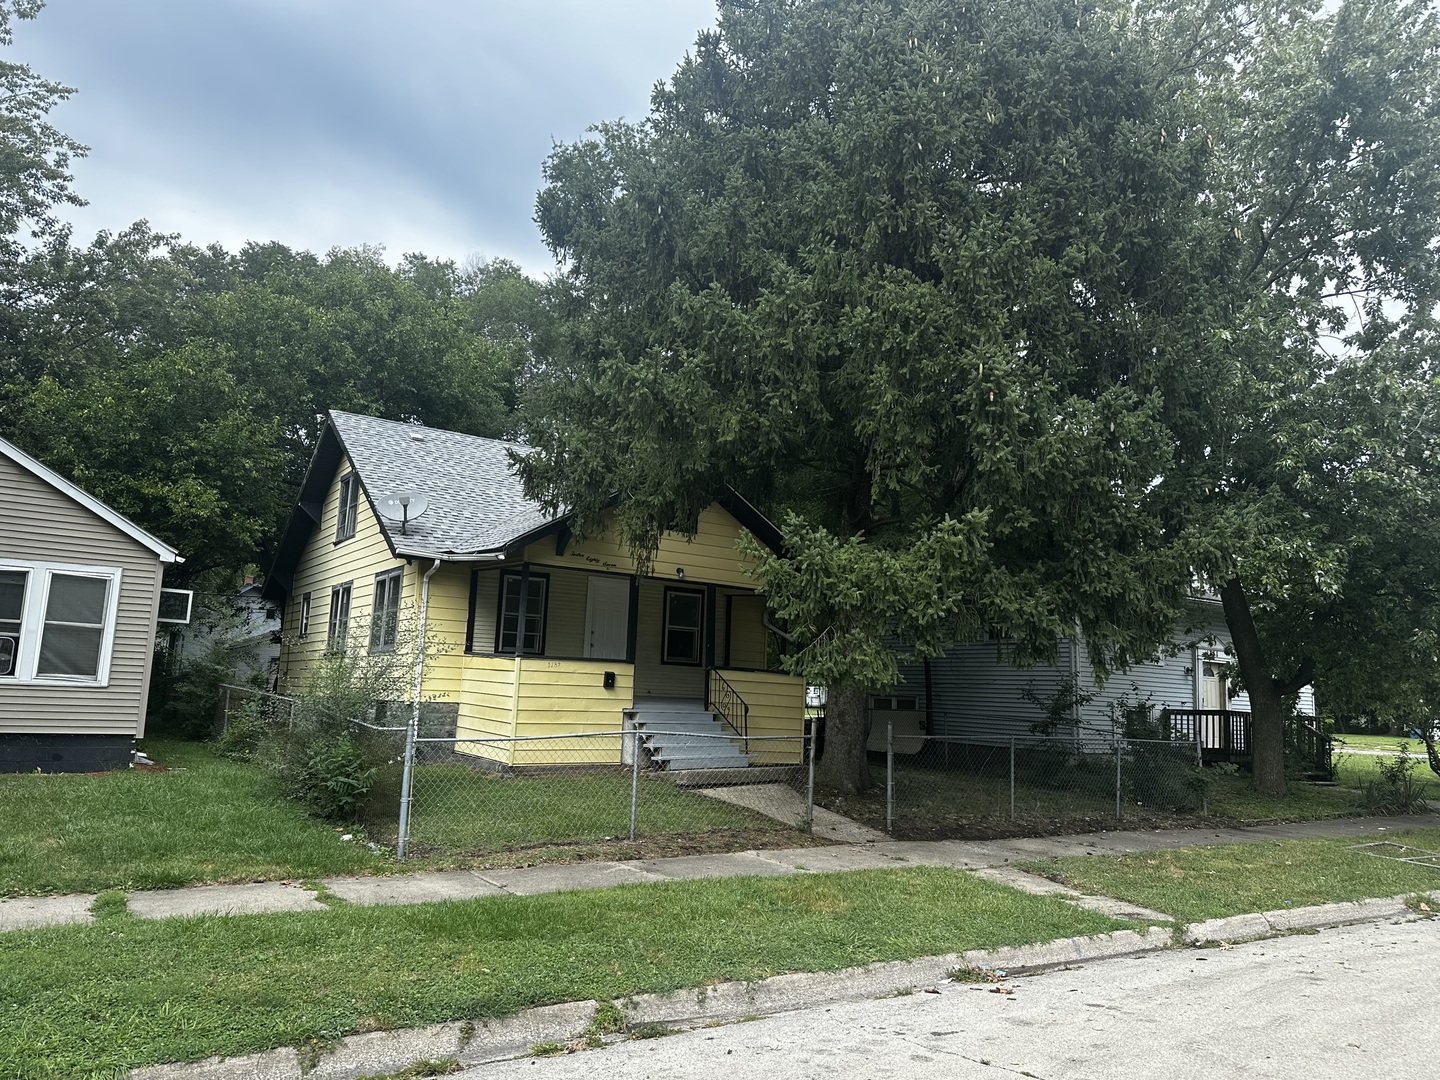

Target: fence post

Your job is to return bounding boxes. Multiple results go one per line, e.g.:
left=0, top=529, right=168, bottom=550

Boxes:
left=396, top=712, right=417, bottom=860
left=804, top=717, right=815, bottom=833
left=1010, top=737, right=1016, bottom=821
left=1115, top=740, right=1123, bottom=823
left=885, top=720, right=894, bottom=835
left=1197, top=730, right=1208, bottom=818
left=221, top=685, right=230, bottom=733
left=629, top=726, right=641, bottom=841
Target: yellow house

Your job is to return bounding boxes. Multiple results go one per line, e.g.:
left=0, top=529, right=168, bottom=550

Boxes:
left=262, top=411, right=805, bottom=769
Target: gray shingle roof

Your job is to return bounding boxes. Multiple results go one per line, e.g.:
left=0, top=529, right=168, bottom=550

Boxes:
left=329, top=411, right=558, bottom=557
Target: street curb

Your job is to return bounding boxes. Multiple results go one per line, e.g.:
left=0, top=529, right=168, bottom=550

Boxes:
left=124, top=894, right=1438, bottom=1079
left=1183, top=891, right=1437, bottom=944
left=130, top=926, right=1172, bottom=1080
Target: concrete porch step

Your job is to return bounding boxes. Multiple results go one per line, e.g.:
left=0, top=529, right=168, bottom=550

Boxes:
left=662, top=766, right=799, bottom=787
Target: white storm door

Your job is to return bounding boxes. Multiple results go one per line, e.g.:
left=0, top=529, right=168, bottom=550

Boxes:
left=584, top=575, right=630, bottom=660
left=1201, top=662, right=1228, bottom=710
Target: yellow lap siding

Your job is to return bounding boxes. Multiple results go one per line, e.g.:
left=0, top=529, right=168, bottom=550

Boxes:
left=512, top=658, right=633, bottom=765
left=456, top=655, right=517, bottom=764
left=455, top=656, right=635, bottom=766
left=416, top=562, right=473, bottom=705
left=714, top=669, right=805, bottom=764
left=277, top=451, right=407, bottom=691
left=524, top=505, right=760, bottom=589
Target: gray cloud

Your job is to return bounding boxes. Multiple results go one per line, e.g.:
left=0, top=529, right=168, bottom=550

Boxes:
left=11, top=0, right=716, bottom=271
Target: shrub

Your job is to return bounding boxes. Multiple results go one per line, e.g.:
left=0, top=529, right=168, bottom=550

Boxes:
left=1021, top=673, right=1096, bottom=736
left=294, top=735, right=381, bottom=820
left=223, top=610, right=433, bottom=822
left=1360, top=745, right=1430, bottom=814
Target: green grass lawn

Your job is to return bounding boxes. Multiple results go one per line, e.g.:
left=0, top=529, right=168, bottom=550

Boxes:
left=1333, top=746, right=1440, bottom=801
left=828, top=755, right=1369, bottom=842
left=1332, top=733, right=1427, bottom=752
left=0, top=739, right=386, bottom=897
left=0, top=868, right=1127, bottom=1078
left=366, top=762, right=796, bottom=856
left=1021, top=827, right=1440, bottom=923
left=0, top=741, right=816, bottom=898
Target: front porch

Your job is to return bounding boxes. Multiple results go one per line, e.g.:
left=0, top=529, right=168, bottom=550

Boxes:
left=447, top=560, right=804, bottom=768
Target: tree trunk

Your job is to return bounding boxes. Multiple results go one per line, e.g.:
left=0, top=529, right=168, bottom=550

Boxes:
left=1219, top=578, right=1313, bottom=797
left=1420, top=722, right=1440, bottom=780
left=816, top=679, right=871, bottom=794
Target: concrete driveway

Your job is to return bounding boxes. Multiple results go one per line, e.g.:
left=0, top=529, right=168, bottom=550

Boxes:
left=468, top=917, right=1438, bottom=1079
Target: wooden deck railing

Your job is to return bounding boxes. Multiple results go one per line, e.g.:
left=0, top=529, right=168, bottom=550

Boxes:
left=1166, top=709, right=1252, bottom=761
left=1164, top=709, right=1332, bottom=772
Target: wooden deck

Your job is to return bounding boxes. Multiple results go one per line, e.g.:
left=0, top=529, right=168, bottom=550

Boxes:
left=1164, top=709, right=1332, bottom=772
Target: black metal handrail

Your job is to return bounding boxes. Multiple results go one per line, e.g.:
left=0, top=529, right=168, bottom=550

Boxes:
left=706, top=667, right=750, bottom=752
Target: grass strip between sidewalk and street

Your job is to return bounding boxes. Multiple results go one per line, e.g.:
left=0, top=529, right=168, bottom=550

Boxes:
left=1021, top=827, right=1440, bottom=924
left=0, top=867, right=1131, bottom=1078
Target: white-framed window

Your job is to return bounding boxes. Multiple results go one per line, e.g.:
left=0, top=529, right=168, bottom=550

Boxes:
left=370, top=569, right=403, bottom=653
left=327, top=582, right=352, bottom=652
left=298, top=592, right=312, bottom=638
left=335, top=473, right=360, bottom=542
left=0, top=560, right=123, bottom=685
left=496, top=571, right=548, bottom=655
left=663, top=587, right=704, bottom=665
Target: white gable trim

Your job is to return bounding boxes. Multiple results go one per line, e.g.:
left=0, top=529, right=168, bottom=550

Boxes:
left=0, top=436, right=182, bottom=564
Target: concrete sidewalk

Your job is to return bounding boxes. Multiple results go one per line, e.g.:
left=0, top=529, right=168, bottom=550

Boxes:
left=3, top=811, right=1436, bottom=933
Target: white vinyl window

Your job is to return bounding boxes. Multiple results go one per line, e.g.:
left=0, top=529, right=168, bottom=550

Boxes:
left=0, top=560, right=123, bottom=685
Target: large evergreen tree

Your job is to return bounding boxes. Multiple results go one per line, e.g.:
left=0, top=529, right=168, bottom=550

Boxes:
left=523, top=0, right=1223, bottom=792
left=524, top=0, right=1440, bottom=795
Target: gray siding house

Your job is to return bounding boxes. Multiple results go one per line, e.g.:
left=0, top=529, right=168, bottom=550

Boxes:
left=1, top=436, right=182, bottom=772
left=873, top=600, right=1316, bottom=752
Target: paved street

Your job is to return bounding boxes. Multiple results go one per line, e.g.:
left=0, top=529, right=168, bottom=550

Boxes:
left=470, top=918, right=1439, bottom=1080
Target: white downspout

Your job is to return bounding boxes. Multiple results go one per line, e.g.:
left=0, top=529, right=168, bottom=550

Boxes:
left=397, top=558, right=442, bottom=859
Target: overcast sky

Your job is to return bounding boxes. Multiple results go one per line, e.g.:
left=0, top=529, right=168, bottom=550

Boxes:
left=10, top=0, right=717, bottom=274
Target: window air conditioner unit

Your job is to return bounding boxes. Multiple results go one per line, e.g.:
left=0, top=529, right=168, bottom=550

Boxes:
left=157, top=589, right=194, bottom=626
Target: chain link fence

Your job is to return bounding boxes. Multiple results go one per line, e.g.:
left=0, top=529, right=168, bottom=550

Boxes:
left=379, top=729, right=814, bottom=859
left=215, top=688, right=815, bottom=860
left=215, top=683, right=297, bottom=736
left=820, top=724, right=1208, bottom=840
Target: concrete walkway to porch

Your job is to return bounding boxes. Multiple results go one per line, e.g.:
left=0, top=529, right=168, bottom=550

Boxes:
left=2, top=810, right=1436, bottom=933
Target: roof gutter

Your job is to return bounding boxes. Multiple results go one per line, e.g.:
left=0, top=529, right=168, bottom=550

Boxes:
left=394, top=549, right=508, bottom=563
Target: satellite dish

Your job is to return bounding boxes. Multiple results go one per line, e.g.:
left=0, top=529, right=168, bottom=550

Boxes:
left=375, top=492, right=430, bottom=536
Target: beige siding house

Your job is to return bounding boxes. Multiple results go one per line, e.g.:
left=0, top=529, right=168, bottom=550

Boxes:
left=0, top=436, right=182, bottom=772
left=264, top=411, right=806, bottom=770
